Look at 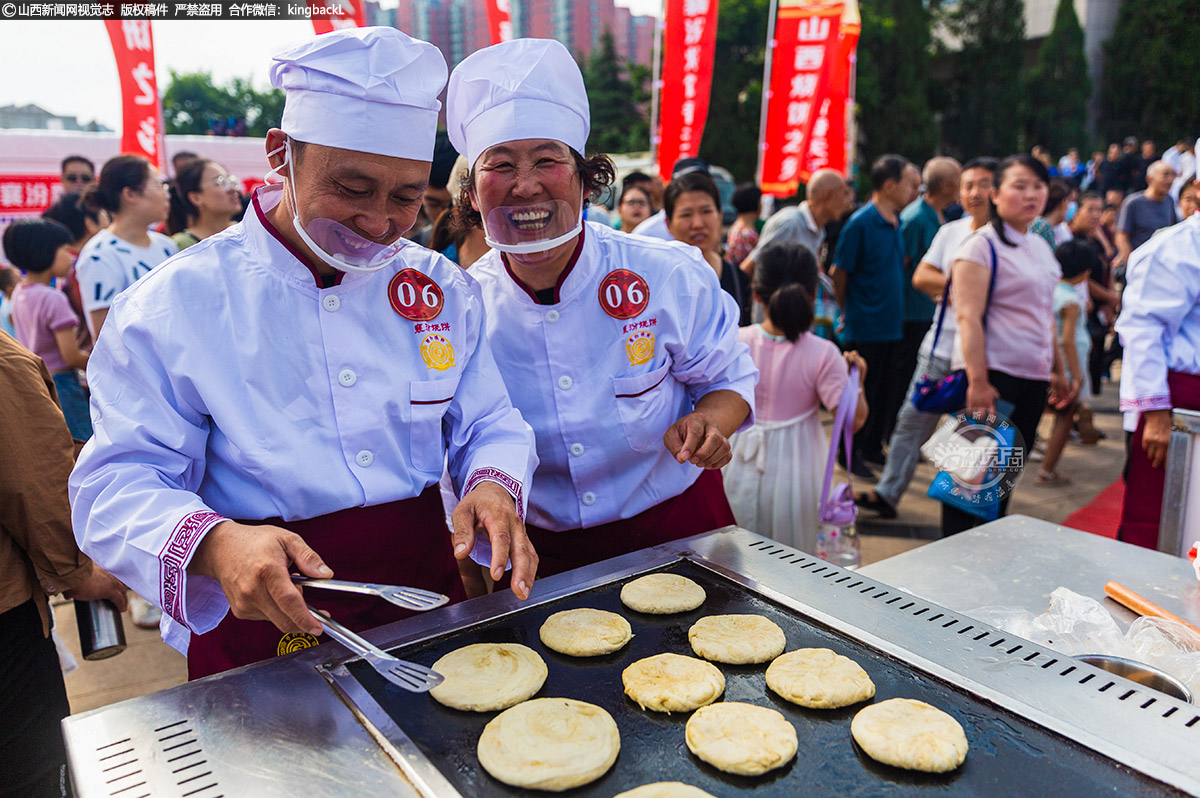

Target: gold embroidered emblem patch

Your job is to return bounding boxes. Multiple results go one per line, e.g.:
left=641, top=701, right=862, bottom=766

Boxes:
left=626, top=330, right=655, bottom=366
left=277, top=632, right=319, bottom=656
left=421, top=333, right=455, bottom=371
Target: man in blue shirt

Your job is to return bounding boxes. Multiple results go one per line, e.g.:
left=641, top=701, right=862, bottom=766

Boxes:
left=832, top=154, right=920, bottom=473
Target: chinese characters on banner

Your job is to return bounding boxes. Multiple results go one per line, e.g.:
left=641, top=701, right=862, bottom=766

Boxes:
left=485, top=0, right=513, bottom=44
left=104, top=20, right=164, bottom=170
left=759, top=0, right=857, bottom=197
left=657, top=0, right=719, bottom=182
left=0, top=176, right=62, bottom=215
left=309, top=0, right=366, bottom=34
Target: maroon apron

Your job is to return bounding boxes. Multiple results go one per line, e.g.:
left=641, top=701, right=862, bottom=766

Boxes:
left=504, top=469, right=735, bottom=581
left=1119, top=371, right=1200, bottom=549
left=187, top=485, right=466, bottom=680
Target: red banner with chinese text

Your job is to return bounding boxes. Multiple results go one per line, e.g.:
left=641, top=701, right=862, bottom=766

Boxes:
left=485, top=0, right=513, bottom=44
left=0, top=176, right=62, bottom=215
left=309, top=0, right=366, bottom=34
left=759, top=1, right=844, bottom=197
left=104, top=20, right=164, bottom=170
left=657, top=0, right=719, bottom=182
left=803, top=7, right=858, bottom=180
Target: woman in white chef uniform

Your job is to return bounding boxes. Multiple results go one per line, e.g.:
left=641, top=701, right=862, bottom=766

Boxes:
left=69, top=28, right=538, bottom=679
left=445, top=40, right=757, bottom=578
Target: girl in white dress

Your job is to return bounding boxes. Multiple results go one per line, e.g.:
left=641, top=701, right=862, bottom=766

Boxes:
left=724, top=242, right=868, bottom=552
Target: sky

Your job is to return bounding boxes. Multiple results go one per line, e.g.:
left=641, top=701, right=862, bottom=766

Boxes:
left=0, top=0, right=661, bottom=132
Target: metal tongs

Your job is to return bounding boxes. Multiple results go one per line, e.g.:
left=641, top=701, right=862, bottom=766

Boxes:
left=290, top=575, right=450, bottom=612
left=307, top=604, right=444, bottom=693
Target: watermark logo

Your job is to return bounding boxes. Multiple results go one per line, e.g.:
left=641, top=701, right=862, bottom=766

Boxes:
left=922, top=406, right=1026, bottom=514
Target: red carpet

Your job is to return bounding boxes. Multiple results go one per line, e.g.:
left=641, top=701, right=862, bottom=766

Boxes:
left=1062, top=479, right=1123, bottom=539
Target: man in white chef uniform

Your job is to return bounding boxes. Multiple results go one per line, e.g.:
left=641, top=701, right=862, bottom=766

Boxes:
left=70, top=28, right=538, bottom=679
left=446, top=39, right=757, bottom=581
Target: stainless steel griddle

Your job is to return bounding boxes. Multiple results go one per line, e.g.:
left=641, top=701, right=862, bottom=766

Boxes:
left=63, top=528, right=1200, bottom=797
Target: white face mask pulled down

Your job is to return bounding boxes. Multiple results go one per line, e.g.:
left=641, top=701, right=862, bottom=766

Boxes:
left=265, top=139, right=405, bottom=274
left=480, top=192, right=584, bottom=256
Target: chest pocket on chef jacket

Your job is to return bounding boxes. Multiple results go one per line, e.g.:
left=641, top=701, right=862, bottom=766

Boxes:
left=410, top=377, right=460, bottom=473
left=612, top=362, right=675, bottom=452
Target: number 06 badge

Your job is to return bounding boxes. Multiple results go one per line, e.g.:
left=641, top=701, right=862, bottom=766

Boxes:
left=389, top=269, right=444, bottom=322
left=598, top=269, right=650, bottom=320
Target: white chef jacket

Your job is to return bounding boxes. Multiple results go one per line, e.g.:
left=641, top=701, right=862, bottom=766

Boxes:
left=471, top=222, right=757, bottom=532
left=69, top=184, right=536, bottom=653
left=1116, top=214, right=1200, bottom=417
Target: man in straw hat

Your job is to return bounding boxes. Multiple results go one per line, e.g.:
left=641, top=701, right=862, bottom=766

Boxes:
left=71, top=27, right=538, bottom=678
left=446, top=39, right=756, bottom=580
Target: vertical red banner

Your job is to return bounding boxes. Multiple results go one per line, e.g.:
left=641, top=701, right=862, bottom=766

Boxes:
left=759, top=0, right=843, bottom=197
left=804, top=6, right=858, bottom=178
left=104, top=20, right=164, bottom=170
left=485, top=0, right=513, bottom=44
left=657, top=0, right=719, bottom=182
left=310, top=0, right=366, bottom=34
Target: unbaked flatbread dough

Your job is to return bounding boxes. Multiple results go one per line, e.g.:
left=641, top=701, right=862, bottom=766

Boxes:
left=613, top=783, right=716, bottom=798
left=765, top=648, right=876, bottom=709
left=620, top=573, right=706, bottom=614
left=477, top=698, right=620, bottom=791
left=688, top=615, right=786, bottom=664
left=685, top=702, right=797, bottom=776
left=851, top=698, right=968, bottom=773
left=428, top=643, right=547, bottom=712
left=539, top=608, right=633, bottom=657
left=622, top=653, right=725, bottom=713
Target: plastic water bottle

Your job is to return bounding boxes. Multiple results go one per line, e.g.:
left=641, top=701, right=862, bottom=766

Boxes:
left=827, top=524, right=861, bottom=570
left=815, top=533, right=829, bottom=561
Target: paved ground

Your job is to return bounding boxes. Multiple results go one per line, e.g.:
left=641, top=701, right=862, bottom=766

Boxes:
left=54, top=376, right=1128, bottom=715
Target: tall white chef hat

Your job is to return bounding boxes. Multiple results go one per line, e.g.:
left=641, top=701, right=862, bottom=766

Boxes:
left=270, top=27, right=447, bottom=161
left=446, top=39, right=590, bottom=168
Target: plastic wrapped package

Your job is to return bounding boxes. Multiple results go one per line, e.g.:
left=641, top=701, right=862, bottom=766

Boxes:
left=971, top=587, right=1200, bottom=696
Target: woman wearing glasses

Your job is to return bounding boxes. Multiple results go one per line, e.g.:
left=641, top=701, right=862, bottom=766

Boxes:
left=166, top=159, right=242, bottom=250
left=78, top=155, right=177, bottom=340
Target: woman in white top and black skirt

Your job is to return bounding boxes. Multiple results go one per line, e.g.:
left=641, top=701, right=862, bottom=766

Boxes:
left=946, top=154, right=1071, bottom=534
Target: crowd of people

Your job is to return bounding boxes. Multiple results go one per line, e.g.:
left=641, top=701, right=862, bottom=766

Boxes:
left=3, top=25, right=1199, bottom=796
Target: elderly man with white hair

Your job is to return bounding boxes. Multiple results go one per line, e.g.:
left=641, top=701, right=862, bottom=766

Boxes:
left=445, top=39, right=757, bottom=581
left=69, top=27, right=538, bottom=679
left=1115, top=160, right=1179, bottom=267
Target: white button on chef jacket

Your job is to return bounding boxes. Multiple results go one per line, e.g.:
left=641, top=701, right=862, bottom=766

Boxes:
left=471, top=222, right=757, bottom=532
left=69, top=184, right=537, bottom=655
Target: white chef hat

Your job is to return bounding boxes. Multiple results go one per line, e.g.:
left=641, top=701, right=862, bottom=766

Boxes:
left=270, top=27, right=447, bottom=161
left=447, top=38, right=590, bottom=168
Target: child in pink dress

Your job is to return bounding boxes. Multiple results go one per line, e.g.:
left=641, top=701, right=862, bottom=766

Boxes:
left=724, top=242, right=867, bottom=552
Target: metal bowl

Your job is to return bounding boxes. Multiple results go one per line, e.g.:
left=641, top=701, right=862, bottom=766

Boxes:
left=1075, top=654, right=1194, bottom=704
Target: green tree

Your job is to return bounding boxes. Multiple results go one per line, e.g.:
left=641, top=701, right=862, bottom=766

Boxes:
left=938, top=0, right=1026, bottom=159
left=698, top=0, right=769, bottom=182
left=856, top=0, right=937, bottom=172
left=162, top=71, right=284, bottom=137
left=581, top=29, right=649, bottom=155
left=1024, top=0, right=1090, bottom=155
left=1099, top=0, right=1200, bottom=146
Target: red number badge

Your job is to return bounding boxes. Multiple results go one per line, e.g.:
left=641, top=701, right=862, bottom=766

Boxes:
left=389, top=269, right=444, bottom=322
left=597, top=269, right=650, bottom=320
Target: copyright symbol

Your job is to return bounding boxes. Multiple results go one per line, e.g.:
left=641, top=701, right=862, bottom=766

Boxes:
left=1, top=4, right=15, bottom=17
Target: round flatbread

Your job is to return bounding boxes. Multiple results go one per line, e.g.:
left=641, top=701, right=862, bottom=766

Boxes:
left=688, top=615, right=786, bottom=664
left=620, top=573, right=706, bottom=614
left=685, top=702, right=797, bottom=776
left=428, top=643, right=547, bottom=712
left=623, top=653, right=725, bottom=713
left=851, top=698, right=968, bottom=773
left=765, top=648, right=876, bottom=709
left=539, top=608, right=633, bottom=657
left=613, top=783, right=716, bottom=798
left=477, top=698, right=620, bottom=791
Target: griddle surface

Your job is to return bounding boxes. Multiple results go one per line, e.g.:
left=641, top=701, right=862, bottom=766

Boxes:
left=348, top=561, right=1180, bottom=796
